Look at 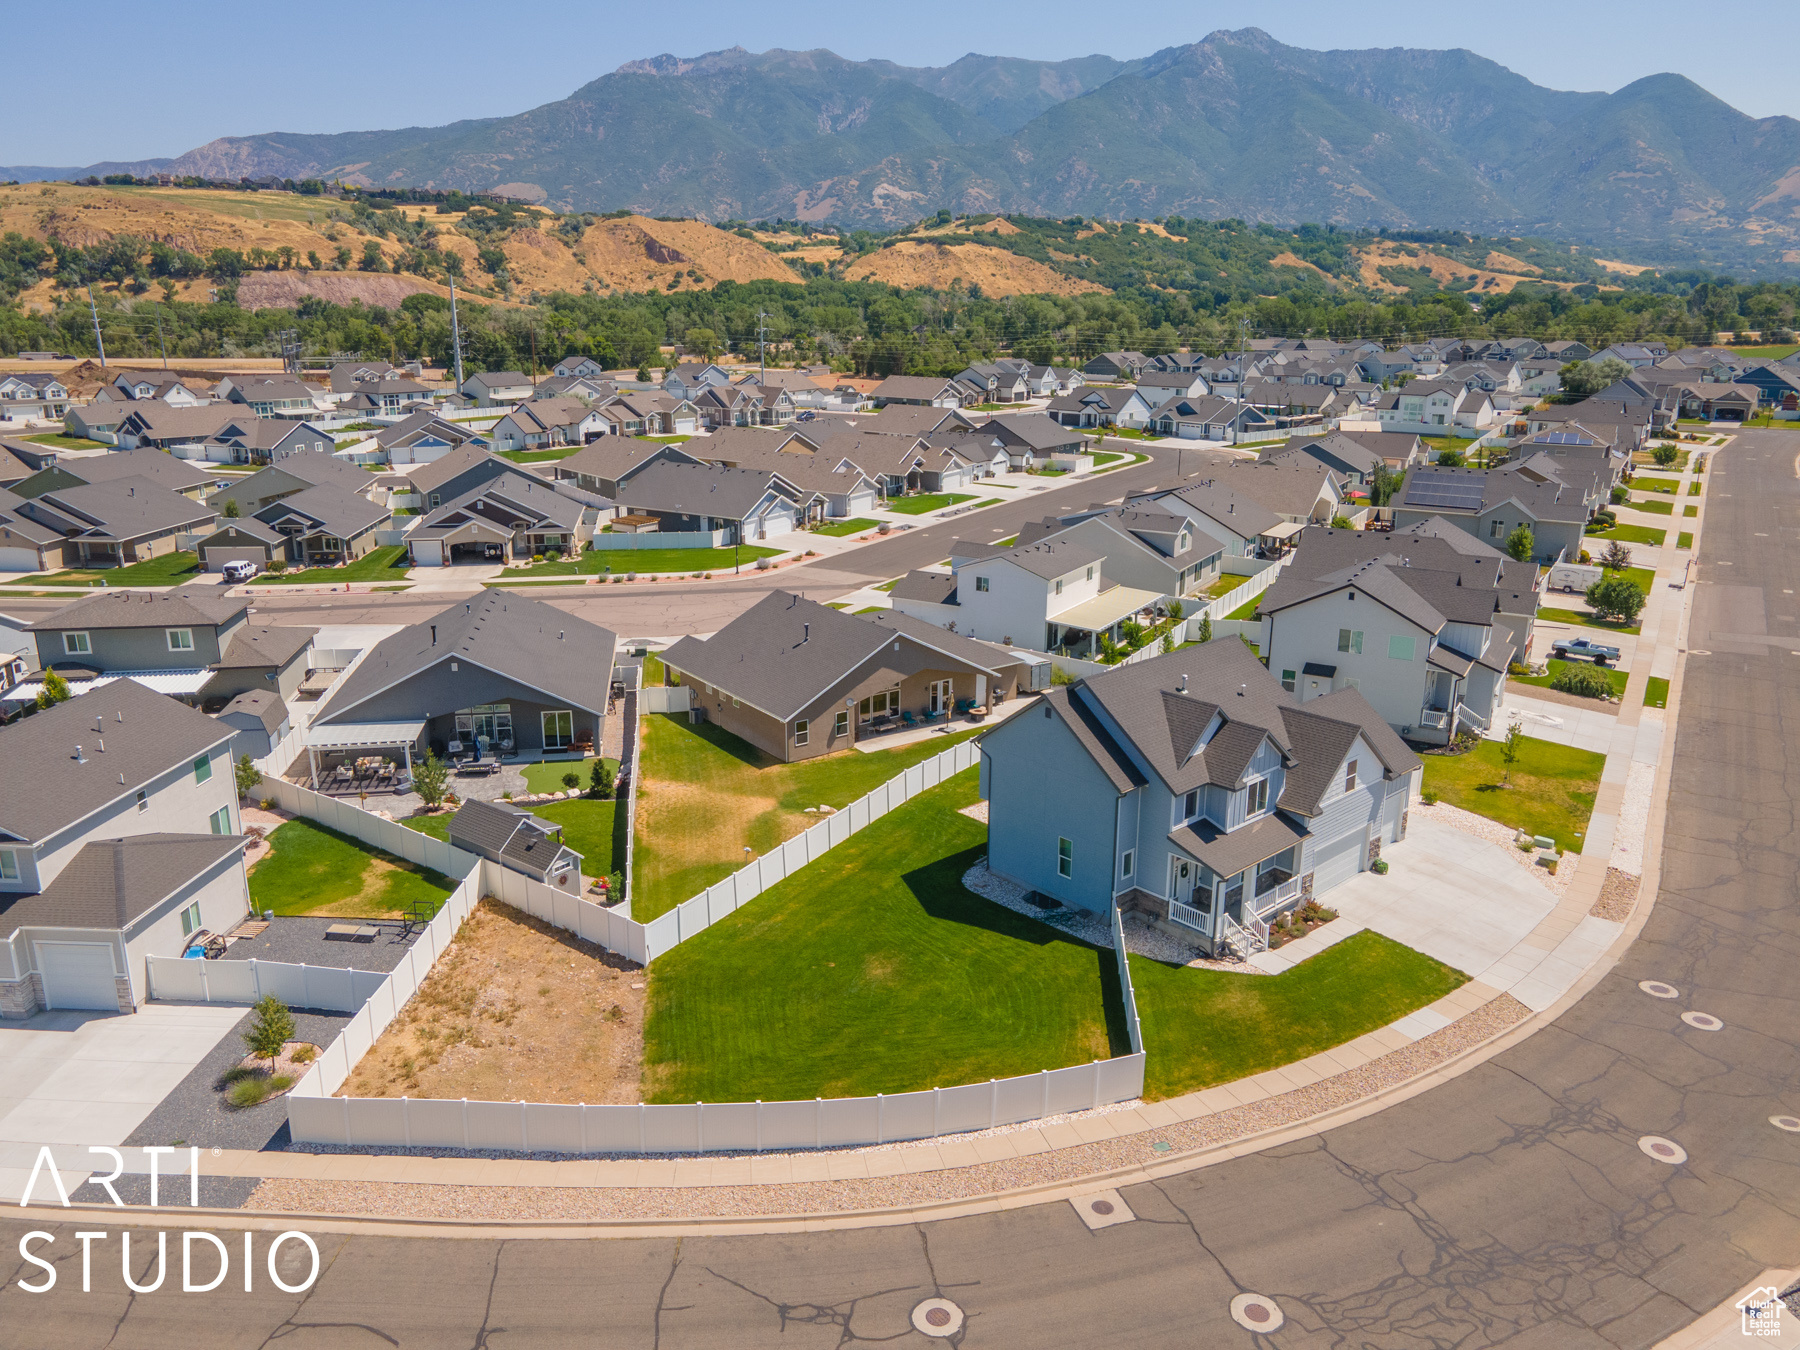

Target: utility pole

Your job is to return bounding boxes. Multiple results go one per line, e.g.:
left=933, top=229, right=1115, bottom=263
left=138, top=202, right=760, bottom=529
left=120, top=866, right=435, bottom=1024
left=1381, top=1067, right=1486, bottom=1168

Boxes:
left=84, top=282, right=107, bottom=369
left=154, top=305, right=168, bottom=370
left=756, top=310, right=769, bottom=382
left=447, top=271, right=466, bottom=391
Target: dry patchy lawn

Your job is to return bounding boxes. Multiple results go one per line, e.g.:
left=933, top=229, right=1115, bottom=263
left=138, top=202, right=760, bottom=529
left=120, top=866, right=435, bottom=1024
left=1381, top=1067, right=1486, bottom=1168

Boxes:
left=339, top=900, right=646, bottom=1104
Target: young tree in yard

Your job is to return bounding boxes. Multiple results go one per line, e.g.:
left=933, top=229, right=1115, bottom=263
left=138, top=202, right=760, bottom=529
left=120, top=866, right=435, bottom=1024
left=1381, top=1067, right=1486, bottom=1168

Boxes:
left=1585, top=574, right=1646, bottom=624
left=222, top=498, right=240, bottom=517
left=412, top=750, right=450, bottom=810
left=1330, top=513, right=1354, bottom=529
left=1501, top=717, right=1524, bottom=787
left=243, top=995, right=295, bottom=1066
left=234, top=753, right=262, bottom=800
left=589, top=758, right=615, bottom=799
left=1504, top=523, right=1535, bottom=561
left=1198, top=613, right=1213, bottom=644
left=35, top=669, right=71, bottom=710
left=1601, top=539, right=1633, bottom=571
left=1436, top=447, right=1465, bottom=468
left=1651, top=443, right=1680, bottom=469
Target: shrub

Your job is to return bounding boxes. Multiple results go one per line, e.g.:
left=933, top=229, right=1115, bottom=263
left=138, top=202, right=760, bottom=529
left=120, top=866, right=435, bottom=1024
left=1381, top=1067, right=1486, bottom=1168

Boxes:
left=1552, top=663, right=1613, bottom=698
left=259, top=797, right=274, bottom=811
left=227, top=1077, right=271, bottom=1109
left=289, top=1044, right=316, bottom=1064
left=1651, top=443, right=1680, bottom=468
left=266, top=557, right=287, bottom=573
left=1420, top=789, right=1439, bottom=806
left=561, top=771, right=580, bottom=789
left=1600, top=540, right=1633, bottom=571
left=412, top=750, right=450, bottom=809
left=588, top=759, right=615, bottom=798
left=1610, top=485, right=1628, bottom=505
left=234, top=752, right=263, bottom=800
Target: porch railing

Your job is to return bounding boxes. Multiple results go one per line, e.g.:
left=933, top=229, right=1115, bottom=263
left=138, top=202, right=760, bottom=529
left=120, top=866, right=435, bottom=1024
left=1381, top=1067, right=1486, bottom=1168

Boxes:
left=1419, top=709, right=1450, bottom=730
left=1455, top=701, right=1491, bottom=733
left=1218, top=911, right=1268, bottom=959
left=1251, top=875, right=1301, bottom=918
left=1167, top=897, right=1210, bottom=932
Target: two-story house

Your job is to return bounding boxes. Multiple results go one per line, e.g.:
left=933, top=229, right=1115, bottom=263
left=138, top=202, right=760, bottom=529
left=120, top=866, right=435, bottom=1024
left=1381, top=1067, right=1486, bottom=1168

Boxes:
left=460, top=371, right=535, bottom=408
left=1133, top=369, right=1211, bottom=407
left=1258, top=524, right=1538, bottom=745
left=221, top=378, right=324, bottom=419
left=979, top=640, right=1419, bottom=959
left=1390, top=464, right=1589, bottom=563
left=0, top=680, right=248, bottom=1016
left=1013, top=505, right=1226, bottom=599
left=1374, top=381, right=1497, bottom=434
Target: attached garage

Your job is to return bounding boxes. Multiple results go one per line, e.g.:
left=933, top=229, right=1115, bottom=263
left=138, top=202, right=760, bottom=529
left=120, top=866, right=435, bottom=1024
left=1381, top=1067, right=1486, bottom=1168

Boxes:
left=0, top=546, right=41, bottom=572
left=1308, top=827, right=1367, bottom=893
left=35, top=941, right=121, bottom=1011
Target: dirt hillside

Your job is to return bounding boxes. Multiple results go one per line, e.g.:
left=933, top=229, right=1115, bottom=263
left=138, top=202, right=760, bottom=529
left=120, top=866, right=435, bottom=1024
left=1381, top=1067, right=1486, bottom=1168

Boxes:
left=844, top=241, right=1107, bottom=296
left=1268, top=251, right=1333, bottom=280
left=1351, top=240, right=1587, bottom=295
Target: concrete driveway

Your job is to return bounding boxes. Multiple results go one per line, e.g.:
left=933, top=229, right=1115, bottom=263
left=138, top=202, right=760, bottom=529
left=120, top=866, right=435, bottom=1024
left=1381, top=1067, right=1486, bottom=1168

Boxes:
left=0, top=1002, right=244, bottom=1200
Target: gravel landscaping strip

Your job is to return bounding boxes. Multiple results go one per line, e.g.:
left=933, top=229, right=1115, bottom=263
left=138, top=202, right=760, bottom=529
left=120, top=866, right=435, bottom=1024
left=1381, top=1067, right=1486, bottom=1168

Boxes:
left=71, top=1175, right=263, bottom=1210
left=1591, top=868, right=1642, bottom=922
left=1609, top=759, right=1656, bottom=877
left=241, top=995, right=1531, bottom=1222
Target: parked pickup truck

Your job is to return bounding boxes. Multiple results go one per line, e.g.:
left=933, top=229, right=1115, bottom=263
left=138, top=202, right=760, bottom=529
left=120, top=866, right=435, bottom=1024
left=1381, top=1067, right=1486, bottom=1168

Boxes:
left=1551, top=636, right=1622, bottom=665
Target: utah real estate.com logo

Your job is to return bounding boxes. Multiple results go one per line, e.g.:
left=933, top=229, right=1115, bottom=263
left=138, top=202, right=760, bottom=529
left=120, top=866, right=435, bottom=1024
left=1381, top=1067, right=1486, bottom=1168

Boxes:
left=1738, top=1285, right=1786, bottom=1339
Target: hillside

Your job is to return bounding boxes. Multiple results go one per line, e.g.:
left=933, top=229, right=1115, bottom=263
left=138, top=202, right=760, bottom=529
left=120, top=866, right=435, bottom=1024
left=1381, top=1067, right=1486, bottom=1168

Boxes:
left=842, top=241, right=1106, bottom=296
left=13, top=33, right=1798, bottom=272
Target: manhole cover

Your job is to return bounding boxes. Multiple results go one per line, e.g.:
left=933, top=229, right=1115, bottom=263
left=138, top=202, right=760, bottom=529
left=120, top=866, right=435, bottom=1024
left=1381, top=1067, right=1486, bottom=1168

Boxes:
left=1638, top=1135, right=1688, bottom=1165
left=1090, top=1199, right=1114, bottom=1215
left=1770, top=1116, right=1800, bottom=1133
left=1639, top=980, right=1680, bottom=999
left=911, top=1298, right=964, bottom=1337
left=1230, top=1292, right=1285, bottom=1333
left=1681, top=1011, right=1724, bottom=1031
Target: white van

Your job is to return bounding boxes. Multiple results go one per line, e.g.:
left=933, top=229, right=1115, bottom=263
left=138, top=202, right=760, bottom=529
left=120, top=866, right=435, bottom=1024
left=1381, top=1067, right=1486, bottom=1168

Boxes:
left=1547, top=562, right=1603, bottom=594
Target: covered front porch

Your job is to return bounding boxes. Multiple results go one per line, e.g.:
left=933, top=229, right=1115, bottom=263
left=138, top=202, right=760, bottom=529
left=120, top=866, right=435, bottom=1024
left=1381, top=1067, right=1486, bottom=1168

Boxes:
left=1162, top=812, right=1311, bottom=959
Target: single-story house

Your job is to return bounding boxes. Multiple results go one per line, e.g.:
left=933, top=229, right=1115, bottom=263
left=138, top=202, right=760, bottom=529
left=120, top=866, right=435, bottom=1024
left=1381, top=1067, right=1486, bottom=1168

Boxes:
left=1047, top=386, right=1154, bottom=430
left=613, top=461, right=806, bottom=543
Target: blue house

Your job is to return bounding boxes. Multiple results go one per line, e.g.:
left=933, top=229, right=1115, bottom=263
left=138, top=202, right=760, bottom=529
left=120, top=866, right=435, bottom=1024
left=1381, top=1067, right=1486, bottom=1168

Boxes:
left=978, top=641, right=1420, bottom=959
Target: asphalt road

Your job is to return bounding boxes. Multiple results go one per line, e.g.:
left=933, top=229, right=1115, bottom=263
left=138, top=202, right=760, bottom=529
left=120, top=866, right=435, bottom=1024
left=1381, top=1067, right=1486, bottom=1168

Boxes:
left=0, top=439, right=1233, bottom=640
left=4, top=435, right=1797, bottom=1346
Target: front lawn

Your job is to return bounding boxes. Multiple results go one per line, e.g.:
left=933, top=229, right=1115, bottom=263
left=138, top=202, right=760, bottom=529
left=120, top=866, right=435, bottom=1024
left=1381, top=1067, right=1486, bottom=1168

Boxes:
left=40, top=551, right=201, bottom=587
left=499, top=543, right=782, bottom=577
left=27, top=433, right=108, bottom=450
left=1537, top=607, right=1641, bottom=636
left=642, top=769, right=1126, bottom=1102
left=1587, top=523, right=1666, bottom=547
left=1090, top=451, right=1125, bottom=466
left=1420, top=736, right=1603, bottom=853
left=1633, top=475, right=1679, bottom=493
left=1629, top=497, right=1674, bottom=515
left=1512, top=658, right=1629, bottom=700
left=885, top=493, right=975, bottom=516
left=1683, top=504, right=1698, bottom=518
left=250, top=545, right=410, bottom=586
left=1132, top=932, right=1467, bottom=1100
left=499, top=446, right=585, bottom=464
left=250, top=818, right=458, bottom=919
left=632, top=713, right=981, bottom=921
left=1678, top=532, right=1694, bottom=549
left=814, top=517, right=879, bottom=537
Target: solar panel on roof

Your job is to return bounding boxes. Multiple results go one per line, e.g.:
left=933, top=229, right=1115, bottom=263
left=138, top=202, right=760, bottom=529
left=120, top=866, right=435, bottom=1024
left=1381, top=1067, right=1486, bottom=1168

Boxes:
left=1403, top=478, right=1485, bottom=511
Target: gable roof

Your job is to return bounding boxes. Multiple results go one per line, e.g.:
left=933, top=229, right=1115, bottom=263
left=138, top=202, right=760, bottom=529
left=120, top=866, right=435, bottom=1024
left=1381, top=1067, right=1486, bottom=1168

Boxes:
left=213, top=625, right=317, bottom=671
left=27, top=587, right=247, bottom=634
left=253, top=482, right=389, bottom=538
left=616, top=460, right=789, bottom=520
left=2, top=834, right=245, bottom=929
left=44, top=448, right=214, bottom=496
left=450, top=798, right=579, bottom=872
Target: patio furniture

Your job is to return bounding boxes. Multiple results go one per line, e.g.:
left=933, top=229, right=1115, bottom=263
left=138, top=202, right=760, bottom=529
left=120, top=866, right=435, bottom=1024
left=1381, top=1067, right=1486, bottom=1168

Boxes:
left=968, top=705, right=990, bottom=722
left=955, top=698, right=976, bottom=714
left=901, top=711, right=918, bottom=728
left=324, top=923, right=379, bottom=942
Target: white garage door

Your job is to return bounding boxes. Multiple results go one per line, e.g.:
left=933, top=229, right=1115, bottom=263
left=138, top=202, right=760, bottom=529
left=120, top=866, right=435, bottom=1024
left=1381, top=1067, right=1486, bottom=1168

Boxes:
left=846, top=490, right=878, bottom=516
left=1310, top=829, right=1366, bottom=895
left=0, top=546, right=40, bottom=572
left=37, top=942, right=120, bottom=1011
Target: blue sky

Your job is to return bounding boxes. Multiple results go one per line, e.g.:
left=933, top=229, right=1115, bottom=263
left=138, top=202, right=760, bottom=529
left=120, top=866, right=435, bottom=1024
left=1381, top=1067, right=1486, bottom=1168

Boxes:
left=5, top=0, right=1795, bottom=164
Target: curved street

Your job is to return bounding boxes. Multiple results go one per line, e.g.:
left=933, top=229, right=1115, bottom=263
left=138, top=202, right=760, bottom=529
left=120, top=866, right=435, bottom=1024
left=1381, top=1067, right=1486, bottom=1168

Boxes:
left=2, top=434, right=1797, bottom=1347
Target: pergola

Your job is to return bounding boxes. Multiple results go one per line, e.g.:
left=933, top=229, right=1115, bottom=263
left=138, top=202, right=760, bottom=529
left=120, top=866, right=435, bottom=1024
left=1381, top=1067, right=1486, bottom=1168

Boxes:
left=304, top=719, right=426, bottom=791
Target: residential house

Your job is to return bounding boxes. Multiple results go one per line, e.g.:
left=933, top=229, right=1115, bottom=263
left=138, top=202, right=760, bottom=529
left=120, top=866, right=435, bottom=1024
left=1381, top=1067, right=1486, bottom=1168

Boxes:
left=955, top=362, right=1033, bottom=403
left=249, top=483, right=390, bottom=568
left=25, top=590, right=252, bottom=700
left=1542, top=340, right=1592, bottom=364
left=222, top=378, right=324, bottom=419
left=0, top=372, right=71, bottom=421
left=660, top=363, right=733, bottom=402
left=1128, top=479, right=1285, bottom=559
left=1373, top=381, right=1497, bottom=434
left=1082, top=351, right=1150, bottom=380
left=737, top=368, right=830, bottom=409
left=613, top=460, right=807, bottom=543
left=861, top=404, right=978, bottom=439
left=663, top=591, right=1034, bottom=761
left=1258, top=525, right=1535, bottom=745
left=0, top=680, right=248, bottom=1017
left=1150, top=395, right=1274, bottom=443
left=489, top=397, right=605, bottom=452
left=460, top=371, right=535, bottom=407
left=64, top=402, right=127, bottom=445
left=1265, top=429, right=1423, bottom=482
left=194, top=519, right=288, bottom=575
left=552, top=437, right=702, bottom=500
left=552, top=356, right=611, bottom=380
left=112, top=401, right=242, bottom=451
left=688, top=428, right=883, bottom=518
left=204, top=452, right=375, bottom=519
left=533, top=373, right=616, bottom=403
left=362, top=411, right=490, bottom=467
left=449, top=799, right=583, bottom=891
left=1134, top=369, right=1210, bottom=406
left=404, top=470, right=598, bottom=567
left=337, top=378, right=434, bottom=415
left=327, top=361, right=397, bottom=392
left=1595, top=343, right=1666, bottom=368
left=309, top=592, right=616, bottom=767
left=1733, top=362, right=1800, bottom=411
left=1, top=477, right=214, bottom=571
left=593, top=391, right=701, bottom=437
left=1390, top=464, right=1588, bottom=562
left=404, top=445, right=516, bottom=514
left=13, top=448, right=214, bottom=502
left=978, top=640, right=1419, bottom=957
left=1015, top=504, right=1226, bottom=598
left=0, top=439, right=56, bottom=490
left=693, top=382, right=766, bottom=429
left=803, top=427, right=979, bottom=496
left=1239, top=380, right=1365, bottom=426
left=1047, top=385, right=1154, bottom=430
left=870, top=375, right=971, bottom=408
left=183, top=417, right=338, bottom=466
left=962, top=413, right=1090, bottom=470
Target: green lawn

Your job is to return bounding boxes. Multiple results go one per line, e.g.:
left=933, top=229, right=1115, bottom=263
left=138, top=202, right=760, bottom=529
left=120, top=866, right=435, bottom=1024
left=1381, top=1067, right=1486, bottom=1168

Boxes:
left=969, top=498, right=1003, bottom=509
left=1682, top=504, right=1698, bottom=518
left=814, top=517, right=879, bottom=537
left=1200, top=573, right=1243, bottom=600
left=1225, top=595, right=1263, bottom=621
left=250, top=545, right=409, bottom=586
left=1090, top=451, right=1125, bottom=466
left=1538, top=607, right=1641, bottom=636
left=1633, top=477, right=1679, bottom=494
left=250, top=819, right=457, bottom=919
left=1688, top=480, right=1704, bottom=495
left=1420, top=736, right=1603, bottom=853
left=404, top=797, right=620, bottom=879
left=39, top=551, right=201, bottom=586
left=633, top=713, right=981, bottom=921
left=499, top=446, right=586, bottom=464
left=853, top=605, right=885, bottom=614
left=1512, top=658, right=1629, bottom=701
left=641, top=770, right=1125, bottom=1102
left=885, top=493, right=975, bottom=516
left=1729, top=345, right=1799, bottom=359
left=26, top=433, right=107, bottom=450
left=519, top=756, right=619, bottom=794
left=500, top=544, right=782, bottom=578
left=873, top=578, right=901, bottom=592
left=1678, top=532, right=1694, bottom=549
left=1132, top=932, right=1467, bottom=1100
left=1588, top=523, right=1666, bottom=547
left=1629, top=497, right=1674, bottom=515
left=1635, top=448, right=1689, bottom=470
left=1644, top=676, right=1670, bottom=710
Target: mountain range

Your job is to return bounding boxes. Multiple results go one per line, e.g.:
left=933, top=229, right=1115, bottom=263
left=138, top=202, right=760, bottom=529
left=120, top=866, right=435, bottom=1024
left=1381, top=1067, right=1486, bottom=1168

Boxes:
left=11, top=30, right=1800, bottom=271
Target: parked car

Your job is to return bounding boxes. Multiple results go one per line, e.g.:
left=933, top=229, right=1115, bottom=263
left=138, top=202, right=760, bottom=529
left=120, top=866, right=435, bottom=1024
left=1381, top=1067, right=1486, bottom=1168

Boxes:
left=1551, top=636, right=1622, bottom=665
left=220, top=560, right=259, bottom=583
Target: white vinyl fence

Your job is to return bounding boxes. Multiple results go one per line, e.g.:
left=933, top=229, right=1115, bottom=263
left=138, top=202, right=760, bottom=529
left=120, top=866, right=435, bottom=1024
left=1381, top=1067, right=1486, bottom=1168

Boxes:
left=146, top=954, right=389, bottom=1011
left=638, top=738, right=981, bottom=959
left=254, top=775, right=478, bottom=882
left=1198, top=554, right=1292, bottom=624
left=640, top=686, right=692, bottom=714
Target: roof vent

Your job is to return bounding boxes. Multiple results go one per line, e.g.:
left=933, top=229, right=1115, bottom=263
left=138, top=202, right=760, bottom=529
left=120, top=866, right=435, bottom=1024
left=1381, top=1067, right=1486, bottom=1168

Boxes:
left=74, top=744, right=86, bottom=763
left=119, top=773, right=126, bottom=785
left=117, top=710, right=123, bottom=722
left=1178, top=673, right=1188, bottom=694
left=97, top=738, right=104, bottom=752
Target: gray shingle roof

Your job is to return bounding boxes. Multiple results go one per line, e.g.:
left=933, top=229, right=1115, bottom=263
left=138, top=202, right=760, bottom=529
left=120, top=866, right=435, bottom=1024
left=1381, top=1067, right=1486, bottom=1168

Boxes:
left=26, top=588, right=247, bottom=633
left=53, top=448, right=214, bottom=495
left=1149, top=479, right=1282, bottom=540
left=890, top=571, right=959, bottom=605
left=0, top=679, right=235, bottom=845
left=316, top=592, right=616, bottom=726
left=219, top=688, right=287, bottom=734
left=31, top=477, right=216, bottom=541
left=616, top=460, right=784, bottom=521
left=0, top=833, right=244, bottom=930
left=253, top=482, right=389, bottom=538
left=1168, top=811, right=1310, bottom=881
left=449, top=797, right=580, bottom=872
left=213, top=625, right=316, bottom=671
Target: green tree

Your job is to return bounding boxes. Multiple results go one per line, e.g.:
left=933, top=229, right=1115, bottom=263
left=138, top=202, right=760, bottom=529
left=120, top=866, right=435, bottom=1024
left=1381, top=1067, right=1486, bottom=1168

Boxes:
left=1601, top=539, right=1633, bottom=571
left=1435, top=447, right=1465, bottom=468
left=334, top=246, right=352, bottom=269
left=1371, top=465, right=1403, bottom=507
left=1504, top=523, right=1535, bottom=561
left=588, top=758, right=615, bottom=799
left=242, top=995, right=296, bottom=1066
left=1585, top=574, right=1645, bottom=624
left=1559, top=356, right=1632, bottom=398
left=1198, top=613, right=1213, bottom=644
left=1501, top=717, right=1523, bottom=787
left=306, top=250, right=321, bottom=270
left=35, top=669, right=71, bottom=710
left=222, top=498, right=240, bottom=517
left=412, top=750, right=450, bottom=809
left=636, top=363, right=653, bottom=383
left=359, top=240, right=386, bottom=272
left=683, top=327, right=721, bottom=360
left=1609, top=484, right=1628, bottom=505
left=1651, top=443, right=1680, bottom=469
left=1330, top=513, right=1354, bottom=530
left=234, top=752, right=262, bottom=800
